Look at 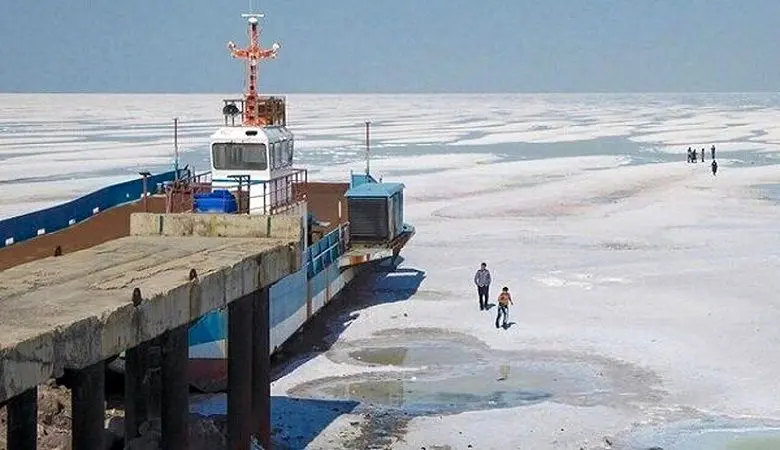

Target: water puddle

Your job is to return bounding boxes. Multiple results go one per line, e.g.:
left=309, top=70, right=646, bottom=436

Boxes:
left=347, top=341, right=480, bottom=367
left=288, top=328, right=663, bottom=416
left=618, top=419, right=780, bottom=450
left=754, top=184, right=780, bottom=204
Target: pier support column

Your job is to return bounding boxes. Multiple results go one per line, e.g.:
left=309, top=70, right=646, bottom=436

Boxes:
left=228, top=295, right=253, bottom=450
left=7, top=386, right=38, bottom=450
left=71, top=361, right=105, bottom=450
left=125, top=341, right=150, bottom=441
left=161, top=324, right=189, bottom=450
left=252, top=287, right=271, bottom=449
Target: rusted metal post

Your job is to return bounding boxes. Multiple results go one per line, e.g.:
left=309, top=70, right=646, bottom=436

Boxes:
left=7, top=386, right=38, bottom=450
left=161, top=324, right=189, bottom=450
left=125, top=342, right=150, bottom=441
left=139, top=171, right=152, bottom=212
left=252, top=288, right=271, bottom=448
left=71, top=361, right=105, bottom=450
left=228, top=295, right=253, bottom=450
left=365, top=120, right=371, bottom=176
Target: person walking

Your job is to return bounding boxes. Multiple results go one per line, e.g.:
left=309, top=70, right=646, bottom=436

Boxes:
left=711, top=144, right=716, bottom=160
left=474, top=262, right=491, bottom=311
left=711, top=159, right=718, bottom=176
left=701, top=148, right=705, bottom=162
left=496, top=287, right=513, bottom=329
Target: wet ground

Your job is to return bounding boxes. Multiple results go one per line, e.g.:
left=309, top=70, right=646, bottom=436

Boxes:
left=616, top=418, right=780, bottom=450
left=289, top=328, right=664, bottom=417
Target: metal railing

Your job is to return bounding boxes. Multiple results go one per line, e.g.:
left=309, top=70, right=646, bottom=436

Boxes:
left=164, top=170, right=213, bottom=213
left=164, top=168, right=308, bottom=217
left=247, top=169, right=308, bottom=215
left=307, top=222, right=350, bottom=278
left=221, top=97, right=287, bottom=127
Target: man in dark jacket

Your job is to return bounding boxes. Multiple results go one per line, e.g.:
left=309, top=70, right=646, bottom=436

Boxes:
left=474, top=262, right=491, bottom=310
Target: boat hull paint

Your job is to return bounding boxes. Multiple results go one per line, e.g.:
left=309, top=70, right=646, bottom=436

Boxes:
left=187, top=258, right=360, bottom=392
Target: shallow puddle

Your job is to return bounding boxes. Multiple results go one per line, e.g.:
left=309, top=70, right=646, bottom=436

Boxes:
left=300, top=365, right=558, bottom=414
left=755, top=184, right=780, bottom=204
left=347, top=342, right=480, bottom=367
left=620, top=420, right=780, bottom=450
left=290, top=329, right=662, bottom=415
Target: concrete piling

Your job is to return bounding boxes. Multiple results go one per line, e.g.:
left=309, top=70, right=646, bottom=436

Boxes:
left=7, top=386, right=38, bottom=450
left=161, top=324, right=189, bottom=450
left=252, top=288, right=271, bottom=449
left=125, top=341, right=150, bottom=441
left=228, top=294, right=254, bottom=450
left=71, top=361, right=105, bottom=450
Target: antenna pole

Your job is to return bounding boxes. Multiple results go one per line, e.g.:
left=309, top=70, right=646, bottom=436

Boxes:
left=173, top=117, right=180, bottom=177
left=365, top=120, right=371, bottom=176
left=228, top=13, right=281, bottom=127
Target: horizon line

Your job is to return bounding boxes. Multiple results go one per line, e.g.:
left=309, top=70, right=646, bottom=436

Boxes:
left=2, top=90, right=780, bottom=95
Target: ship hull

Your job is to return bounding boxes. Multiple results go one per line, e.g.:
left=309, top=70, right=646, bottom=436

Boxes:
left=187, top=256, right=365, bottom=392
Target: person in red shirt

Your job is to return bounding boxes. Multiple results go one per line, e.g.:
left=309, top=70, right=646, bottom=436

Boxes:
left=496, top=286, right=513, bottom=329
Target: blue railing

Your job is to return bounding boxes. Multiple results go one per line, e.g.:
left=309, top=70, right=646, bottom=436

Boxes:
left=306, top=223, right=349, bottom=279
left=0, top=168, right=190, bottom=248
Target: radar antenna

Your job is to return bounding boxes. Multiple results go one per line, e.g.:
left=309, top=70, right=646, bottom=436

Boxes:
left=227, top=12, right=281, bottom=126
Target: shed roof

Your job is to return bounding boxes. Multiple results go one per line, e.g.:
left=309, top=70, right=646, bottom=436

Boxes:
left=344, top=182, right=405, bottom=198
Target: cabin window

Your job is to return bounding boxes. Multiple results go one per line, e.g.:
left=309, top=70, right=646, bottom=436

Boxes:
left=211, top=143, right=268, bottom=170
left=274, top=142, right=283, bottom=168
left=286, top=140, right=294, bottom=166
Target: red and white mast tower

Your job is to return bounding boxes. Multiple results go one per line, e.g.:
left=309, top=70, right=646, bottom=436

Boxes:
left=227, top=12, right=281, bottom=127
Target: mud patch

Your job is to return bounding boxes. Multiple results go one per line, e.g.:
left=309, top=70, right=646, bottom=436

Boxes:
left=288, top=328, right=664, bottom=417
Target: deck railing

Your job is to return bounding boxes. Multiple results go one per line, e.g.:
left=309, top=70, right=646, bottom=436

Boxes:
left=246, top=169, right=308, bottom=215
left=165, top=168, right=311, bottom=217
left=1, top=168, right=189, bottom=248
left=307, top=222, right=350, bottom=279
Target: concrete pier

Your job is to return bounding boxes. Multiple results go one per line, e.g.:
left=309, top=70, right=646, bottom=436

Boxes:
left=0, top=212, right=303, bottom=447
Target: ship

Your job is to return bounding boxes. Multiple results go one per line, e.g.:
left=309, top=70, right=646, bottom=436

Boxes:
left=0, top=10, right=415, bottom=393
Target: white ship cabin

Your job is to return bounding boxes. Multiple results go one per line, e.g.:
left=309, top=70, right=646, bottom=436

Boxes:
left=209, top=125, right=298, bottom=214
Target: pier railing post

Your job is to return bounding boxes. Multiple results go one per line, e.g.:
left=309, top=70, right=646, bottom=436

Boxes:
left=7, top=386, right=38, bottom=450
left=252, top=287, right=271, bottom=449
left=161, top=324, right=189, bottom=450
left=71, top=361, right=105, bottom=450
left=228, top=294, right=254, bottom=450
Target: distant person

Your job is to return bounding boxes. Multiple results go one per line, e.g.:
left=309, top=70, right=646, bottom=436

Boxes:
left=474, top=262, right=491, bottom=311
left=701, top=148, right=705, bottom=162
left=496, top=286, right=513, bottom=329
left=711, top=159, right=718, bottom=176
left=687, top=147, right=692, bottom=163
left=691, top=149, right=697, bottom=163
left=711, top=144, right=716, bottom=160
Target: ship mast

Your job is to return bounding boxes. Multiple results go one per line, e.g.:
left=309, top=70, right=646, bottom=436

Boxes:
left=227, top=13, right=281, bottom=127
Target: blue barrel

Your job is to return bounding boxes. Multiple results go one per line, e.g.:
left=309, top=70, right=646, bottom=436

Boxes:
left=193, top=190, right=238, bottom=213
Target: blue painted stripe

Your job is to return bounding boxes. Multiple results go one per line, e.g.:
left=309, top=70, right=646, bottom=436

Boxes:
left=189, top=307, right=227, bottom=347
left=0, top=168, right=188, bottom=247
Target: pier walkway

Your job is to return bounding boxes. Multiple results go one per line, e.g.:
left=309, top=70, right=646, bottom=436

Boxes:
left=0, top=212, right=304, bottom=449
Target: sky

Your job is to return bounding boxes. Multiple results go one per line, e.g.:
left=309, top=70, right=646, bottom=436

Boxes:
left=1, top=0, right=779, bottom=93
